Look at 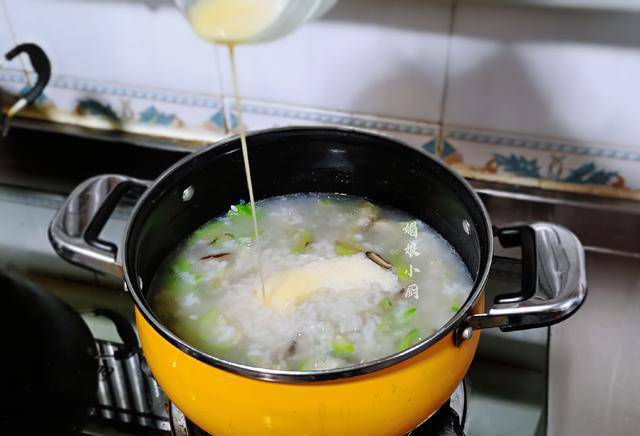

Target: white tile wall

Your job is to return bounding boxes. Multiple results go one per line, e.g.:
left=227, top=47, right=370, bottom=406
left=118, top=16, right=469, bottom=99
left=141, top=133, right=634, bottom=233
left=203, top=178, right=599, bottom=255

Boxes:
left=216, top=0, right=452, bottom=122
left=2, top=0, right=640, bottom=198
left=444, top=4, right=640, bottom=148
left=0, top=1, right=26, bottom=109
left=3, top=0, right=223, bottom=96
left=0, top=1, right=16, bottom=55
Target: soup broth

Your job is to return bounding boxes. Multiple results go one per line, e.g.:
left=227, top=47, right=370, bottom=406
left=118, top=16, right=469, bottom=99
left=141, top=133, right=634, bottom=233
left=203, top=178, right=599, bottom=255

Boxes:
left=150, top=194, right=473, bottom=371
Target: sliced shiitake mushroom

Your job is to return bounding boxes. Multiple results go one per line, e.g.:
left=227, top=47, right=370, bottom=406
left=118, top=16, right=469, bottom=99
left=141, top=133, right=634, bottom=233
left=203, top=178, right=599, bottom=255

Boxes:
left=365, top=251, right=392, bottom=270
left=287, top=340, right=297, bottom=356
left=200, top=252, right=232, bottom=261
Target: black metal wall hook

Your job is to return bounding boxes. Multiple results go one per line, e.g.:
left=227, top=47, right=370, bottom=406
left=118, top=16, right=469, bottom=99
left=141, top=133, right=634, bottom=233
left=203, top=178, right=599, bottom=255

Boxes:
left=1, top=42, right=51, bottom=136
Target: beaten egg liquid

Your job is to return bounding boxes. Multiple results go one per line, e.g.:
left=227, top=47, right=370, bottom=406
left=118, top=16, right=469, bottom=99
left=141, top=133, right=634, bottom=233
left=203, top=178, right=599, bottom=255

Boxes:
left=187, top=0, right=284, bottom=300
left=187, top=0, right=285, bottom=44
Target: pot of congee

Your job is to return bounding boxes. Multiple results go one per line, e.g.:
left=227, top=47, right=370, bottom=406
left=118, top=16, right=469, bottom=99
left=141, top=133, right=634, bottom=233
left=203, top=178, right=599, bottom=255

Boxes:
left=49, top=126, right=587, bottom=436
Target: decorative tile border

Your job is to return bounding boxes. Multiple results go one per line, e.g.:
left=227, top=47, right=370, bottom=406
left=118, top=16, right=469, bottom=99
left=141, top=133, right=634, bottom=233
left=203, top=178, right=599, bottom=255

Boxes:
left=440, top=128, right=640, bottom=200
left=447, top=129, right=640, bottom=162
left=0, top=70, right=222, bottom=109
left=0, top=73, right=438, bottom=147
left=222, top=97, right=438, bottom=149
left=0, top=71, right=227, bottom=145
left=1, top=73, right=639, bottom=200
left=231, top=100, right=437, bottom=136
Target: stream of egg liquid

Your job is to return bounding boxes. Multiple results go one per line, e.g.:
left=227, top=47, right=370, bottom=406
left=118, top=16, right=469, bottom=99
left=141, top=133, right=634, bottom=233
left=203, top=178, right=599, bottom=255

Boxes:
left=227, top=44, right=267, bottom=302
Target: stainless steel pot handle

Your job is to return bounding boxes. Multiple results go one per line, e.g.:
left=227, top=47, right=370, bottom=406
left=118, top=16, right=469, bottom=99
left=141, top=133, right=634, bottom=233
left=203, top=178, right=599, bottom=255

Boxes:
left=457, top=222, right=587, bottom=341
left=48, top=174, right=150, bottom=278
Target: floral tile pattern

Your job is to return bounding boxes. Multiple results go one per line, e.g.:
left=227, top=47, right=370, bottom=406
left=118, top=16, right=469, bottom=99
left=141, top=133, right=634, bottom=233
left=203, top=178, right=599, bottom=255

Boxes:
left=1, top=71, right=639, bottom=200
left=439, top=129, right=638, bottom=199
left=222, top=97, right=438, bottom=149
left=0, top=71, right=227, bottom=145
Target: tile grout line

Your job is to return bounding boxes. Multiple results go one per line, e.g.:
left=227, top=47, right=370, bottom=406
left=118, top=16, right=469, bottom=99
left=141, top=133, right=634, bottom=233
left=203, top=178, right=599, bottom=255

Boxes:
left=436, top=1, right=458, bottom=153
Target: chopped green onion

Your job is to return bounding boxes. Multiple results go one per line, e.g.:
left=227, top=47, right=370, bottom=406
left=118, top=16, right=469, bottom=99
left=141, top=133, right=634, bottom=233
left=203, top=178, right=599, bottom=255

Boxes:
left=403, top=307, right=417, bottom=318
left=297, top=359, right=312, bottom=371
left=387, top=252, right=410, bottom=283
left=194, top=309, right=238, bottom=351
left=228, top=202, right=253, bottom=217
left=164, top=275, right=193, bottom=296
left=196, top=222, right=223, bottom=236
left=292, top=228, right=314, bottom=253
left=331, top=336, right=355, bottom=358
left=397, top=264, right=412, bottom=282
left=334, top=240, right=361, bottom=256
left=398, top=328, right=420, bottom=351
left=380, top=297, right=393, bottom=310
left=227, top=202, right=261, bottom=223
left=318, top=198, right=332, bottom=207
left=451, top=303, right=461, bottom=312
left=173, top=257, right=191, bottom=274
left=197, top=308, right=222, bottom=328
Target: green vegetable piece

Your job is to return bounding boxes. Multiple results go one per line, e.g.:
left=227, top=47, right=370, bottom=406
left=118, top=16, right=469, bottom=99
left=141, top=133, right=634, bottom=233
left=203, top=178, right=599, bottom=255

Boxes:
left=228, top=202, right=252, bottom=217
left=398, top=328, right=420, bottom=351
left=387, top=252, right=411, bottom=283
left=164, top=275, right=192, bottom=296
left=403, top=307, right=417, bottom=318
left=297, top=359, right=312, bottom=371
left=292, top=228, right=314, bottom=253
left=227, top=202, right=261, bottom=221
left=197, top=308, right=223, bottom=330
left=194, top=309, right=237, bottom=351
left=380, top=297, right=393, bottom=310
left=190, top=221, right=227, bottom=245
left=165, top=257, right=201, bottom=295
left=224, top=202, right=263, bottom=238
left=395, top=261, right=412, bottom=283
left=331, top=336, right=355, bottom=358
left=318, top=198, right=332, bottom=207
left=217, top=232, right=235, bottom=244
left=173, top=256, right=191, bottom=274
left=334, top=240, right=361, bottom=256
left=451, top=303, right=461, bottom=312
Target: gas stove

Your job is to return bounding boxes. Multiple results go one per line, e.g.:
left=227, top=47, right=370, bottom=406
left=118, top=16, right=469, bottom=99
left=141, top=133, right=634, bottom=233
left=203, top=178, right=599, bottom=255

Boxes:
left=78, top=334, right=479, bottom=436
left=0, top=126, right=551, bottom=436
left=51, top=334, right=470, bottom=436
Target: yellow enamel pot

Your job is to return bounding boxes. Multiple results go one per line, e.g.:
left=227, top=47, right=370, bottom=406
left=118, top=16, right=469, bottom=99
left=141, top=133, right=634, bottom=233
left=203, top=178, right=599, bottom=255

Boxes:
left=135, top=295, right=483, bottom=436
left=49, top=127, right=587, bottom=436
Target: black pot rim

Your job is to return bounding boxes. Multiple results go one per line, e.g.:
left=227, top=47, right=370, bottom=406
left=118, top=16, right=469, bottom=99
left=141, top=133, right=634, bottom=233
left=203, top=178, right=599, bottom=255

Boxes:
left=123, top=126, right=494, bottom=382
